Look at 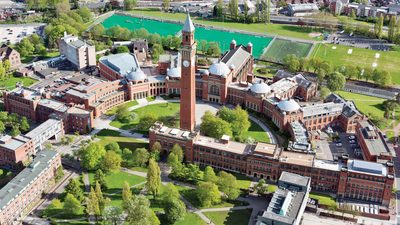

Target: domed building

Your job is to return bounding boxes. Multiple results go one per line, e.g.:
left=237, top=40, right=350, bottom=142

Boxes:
left=209, top=61, right=230, bottom=77
left=126, top=68, right=147, bottom=84
left=277, top=99, right=300, bottom=113
left=249, top=82, right=271, bottom=97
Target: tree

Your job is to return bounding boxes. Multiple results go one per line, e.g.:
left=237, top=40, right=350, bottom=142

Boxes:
left=203, top=166, right=218, bottom=183
left=162, top=0, right=170, bottom=12
left=116, top=104, right=134, bottom=123
left=298, top=57, right=308, bottom=72
left=125, top=195, right=160, bottom=225
left=103, top=206, right=123, bottom=225
left=388, top=16, right=396, bottom=42
left=164, top=198, right=186, bottom=224
left=78, top=142, right=106, bottom=170
left=255, top=0, right=260, bottom=21
left=65, top=178, right=84, bottom=202
left=3, top=60, right=10, bottom=72
left=266, top=0, right=271, bottom=24
left=16, top=38, right=35, bottom=57
left=283, top=54, right=300, bottom=72
left=218, top=106, right=250, bottom=138
left=319, top=87, right=331, bottom=100
left=123, top=0, right=137, bottom=9
left=137, top=113, right=158, bottom=131
left=105, top=142, right=121, bottom=154
left=55, top=0, right=71, bottom=16
left=206, top=42, right=221, bottom=57
left=228, top=0, right=238, bottom=21
left=90, top=24, right=105, bottom=38
left=185, top=164, right=203, bottom=182
left=87, top=187, right=101, bottom=221
left=152, top=43, right=164, bottom=61
left=373, top=70, right=391, bottom=87
left=217, top=171, right=240, bottom=200
left=364, top=67, right=374, bottom=81
left=344, top=65, right=357, bottom=79
left=196, top=182, right=221, bottom=207
left=95, top=181, right=107, bottom=214
left=216, top=0, right=224, bottom=18
left=200, top=111, right=232, bottom=139
left=18, top=117, right=30, bottom=133
left=101, top=151, right=122, bottom=173
left=115, top=45, right=130, bottom=54
left=256, top=179, right=268, bottom=195
left=122, top=181, right=133, bottom=209
left=171, top=144, right=184, bottom=162
left=146, top=158, right=161, bottom=199
left=199, top=40, right=208, bottom=54
left=132, top=148, right=150, bottom=167
left=63, top=194, right=83, bottom=215
left=350, top=10, right=356, bottom=19
left=95, top=169, right=108, bottom=190
left=150, top=141, right=161, bottom=160
left=77, top=6, right=93, bottom=22
left=10, top=125, right=20, bottom=137
left=162, top=183, right=180, bottom=202
left=374, top=14, right=383, bottom=39
left=326, top=72, right=346, bottom=92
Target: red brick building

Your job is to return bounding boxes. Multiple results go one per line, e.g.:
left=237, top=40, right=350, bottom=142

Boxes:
left=0, top=135, right=34, bottom=169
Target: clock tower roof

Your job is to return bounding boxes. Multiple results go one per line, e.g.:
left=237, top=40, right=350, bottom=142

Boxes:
left=182, top=13, right=195, bottom=33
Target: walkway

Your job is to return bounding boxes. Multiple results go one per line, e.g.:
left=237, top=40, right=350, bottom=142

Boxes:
left=92, top=97, right=278, bottom=145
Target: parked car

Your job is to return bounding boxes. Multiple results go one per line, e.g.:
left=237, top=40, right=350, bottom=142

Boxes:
left=336, top=143, right=343, bottom=147
left=349, top=140, right=356, bottom=144
left=348, top=135, right=356, bottom=140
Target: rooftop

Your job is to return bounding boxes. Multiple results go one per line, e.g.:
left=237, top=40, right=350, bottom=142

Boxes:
left=279, top=151, right=314, bottom=167
left=99, top=53, right=140, bottom=76
left=357, top=120, right=391, bottom=158
left=25, top=119, right=61, bottom=139
left=38, top=99, right=69, bottom=113
left=0, top=135, right=30, bottom=151
left=195, top=135, right=253, bottom=155
left=0, top=150, right=59, bottom=211
left=347, top=159, right=387, bottom=176
left=302, top=102, right=343, bottom=118
left=279, top=171, right=311, bottom=189
left=252, top=142, right=278, bottom=157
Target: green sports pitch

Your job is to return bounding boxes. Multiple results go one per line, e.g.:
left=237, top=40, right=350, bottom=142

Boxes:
left=311, top=43, right=400, bottom=85
left=261, top=38, right=313, bottom=63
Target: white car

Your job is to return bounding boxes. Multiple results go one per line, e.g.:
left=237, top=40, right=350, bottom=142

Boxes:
left=349, top=140, right=356, bottom=144
left=348, top=135, right=356, bottom=140
left=336, top=143, right=343, bottom=147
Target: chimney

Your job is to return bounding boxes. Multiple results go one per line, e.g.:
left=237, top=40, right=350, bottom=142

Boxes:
left=246, top=42, right=253, bottom=55
left=230, top=39, right=236, bottom=50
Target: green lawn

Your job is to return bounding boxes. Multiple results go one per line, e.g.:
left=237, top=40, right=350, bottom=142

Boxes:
left=0, top=76, right=37, bottom=90
left=311, top=43, right=400, bottom=85
left=146, top=96, right=156, bottom=102
left=204, top=209, right=253, bottom=225
left=105, top=100, right=138, bottom=116
left=232, top=173, right=252, bottom=190
left=174, top=213, right=207, bottom=225
left=309, top=192, right=336, bottom=207
left=335, top=91, right=392, bottom=129
left=262, top=38, right=313, bottom=63
left=242, top=120, right=271, bottom=143
left=128, top=9, right=322, bottom=40
left=110, top=102, right=180, bottom=131
left=95, top=129, right=148, bottom=150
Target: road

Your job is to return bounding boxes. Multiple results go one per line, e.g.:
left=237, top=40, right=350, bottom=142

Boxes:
left=394, top=146, right=400, bottom=224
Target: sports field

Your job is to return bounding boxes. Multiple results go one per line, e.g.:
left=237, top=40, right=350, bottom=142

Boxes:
left=262, top=38, right=313, bottom=63
left=311, top=43, right=400, bottom=85
left=102, top=14, right=273, bottom=58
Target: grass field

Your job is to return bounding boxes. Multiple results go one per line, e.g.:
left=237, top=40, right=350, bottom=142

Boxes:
left=0, top=76, right=37, bottom=90
left=242, top=120, right=271, bottom=143
left=175, top=213, right=207, bottom=225
left=105, top=100, right=138, bottom=115
left=96, top=129, right=148, bottom=150
left=126, top=9, right=322, bottom=41
left=335, top=91, right=392, bottom=129
left=110, top=102, right=180, bottom=130
left=311, top=43, right=400, bottom=85
left=204, top=209, right=253, bottom=225
left=262, top=38, right=313, bottom=63
left=309, top=192, right=336, bottom=208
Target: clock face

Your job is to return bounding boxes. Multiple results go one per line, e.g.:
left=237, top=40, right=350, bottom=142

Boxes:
left=183, top=60, right=190, bottom=68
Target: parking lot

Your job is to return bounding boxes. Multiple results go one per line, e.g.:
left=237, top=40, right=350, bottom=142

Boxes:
left=326, top=33, right=391, bottom=51
left=315, top=129, right=363, bottom=161
left=0, top=23, right=45, bottom=45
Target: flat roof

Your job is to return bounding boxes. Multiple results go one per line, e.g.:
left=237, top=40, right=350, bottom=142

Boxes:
left=195, top=135, right=252, bottom=155
left=348, top=159, right=387, bottom=176
left=253, top=142, right=278, bottom=157
left=279, top=151, right=314, bottom=167
left=279, top=171, right=310, bottom=189
left=358, top=121, right=391, bottom=157
left=0, top=150, right=59, bottom=211
left=99, top=53, right=140, bottom=76
left=38, top=99, right=69, bottom=112
left=0, top=135, right=29, bottom=151
left=25, top=119, right=61, bottom=139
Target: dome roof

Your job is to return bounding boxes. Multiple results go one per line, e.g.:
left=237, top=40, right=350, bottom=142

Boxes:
left=277, top=99, right=300, bottom=112
left=209, top=62, right=230, bottom=77
left=167, top=67, right=181, bottom=78
left=250, top=82, right=270, bottom=94
left=126, top=68, right=147, bottom=81
left=202, top=69, right=209, bottom=75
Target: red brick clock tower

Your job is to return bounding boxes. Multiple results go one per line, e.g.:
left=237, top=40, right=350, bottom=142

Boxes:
left=180, top=14, right=197, bottom=131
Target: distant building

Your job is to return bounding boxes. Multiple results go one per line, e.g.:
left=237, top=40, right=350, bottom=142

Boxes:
left=0, top=44, right=21, bottom=69
left=256, top=172, right=311, bottom=225
left=0, top=135, right=34, bottom=169
left=287, top=3, right=319, bottom=16
left=131, top=39, right=149, bottom=64
left=0, top=150, right=62, bottom=225
left=58, top=32, right=96, bottom=70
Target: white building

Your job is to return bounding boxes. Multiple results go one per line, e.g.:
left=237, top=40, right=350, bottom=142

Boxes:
left=58, top=32, right=96, bottom=70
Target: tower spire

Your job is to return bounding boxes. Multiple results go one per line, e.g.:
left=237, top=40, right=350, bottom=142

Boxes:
left=183, top=13, right=195, bottom=33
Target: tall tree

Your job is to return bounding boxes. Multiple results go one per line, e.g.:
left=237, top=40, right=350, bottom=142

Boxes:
left=218, top=106, right=250, bottom=138
left=196, top=182, right=221, bottom=207
left=228, top=0, right=238, bottom=21
left=124, top=0, right=137, bottom=10
left=164, top=199, right=186, bottom=224
left=217, top=171, right=240, bottom=200
left=171, top=144, right=184, bottom=162
left=95, top=181, right=107, bottom=214
left=132, top=148, right=150, bottom=167
left=65, top=178, right=84, bottom=202
left=20, top=117, right=30, bottom=132
left=388, top=16, right=396, bottom=42
left=374, top=14, right=383, bottom=39
left=216, top=0, right=224, bottom=18
left=200, top=111, right=232, bottom=139
left=326, top=72, right=346, bottom=92
left=150, top=141, right=161, bottom=160
left=16, top=38, right=34, bottom=57
left=162, top=0, right=170, bottom=12
left=95, top=169, right=108, bottom=190
left=203, top=166, right=218, bottom=183
left=103, top=206, right=123, bottom=225
left=125, top=195, right=160, bottom=225
left=146, top=158, right=161, bottom=199
left=283, top=54, right=300, bottom=72
left=87, top=187, right=101, bottom=221
left=122, top=181, right=133, bottom=209
left=105, top=142, right=120, bottom=154
left=255, top=0, right=260, bottom=21
left=78, top=142, right=106, bottom=170
left=63, top=194, right=83, bottom=215
left=266, top=0, right=271, bottom=24
left=101, top=151, right=122, bottom=173
left=162, top=183, right=180, bottom=202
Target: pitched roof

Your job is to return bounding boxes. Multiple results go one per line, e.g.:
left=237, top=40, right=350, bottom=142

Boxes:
left=183, top=14, right=195, bottom=32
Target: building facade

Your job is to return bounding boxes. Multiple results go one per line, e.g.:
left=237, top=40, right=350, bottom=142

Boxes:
left=59, top=32, right=96, bottom=70
left=0, top=45, right=21, bottom=69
